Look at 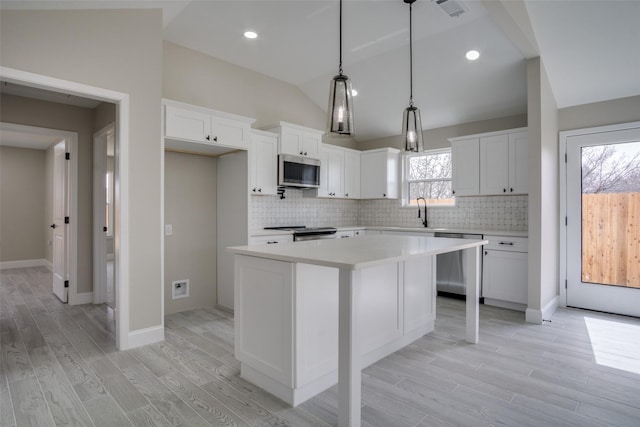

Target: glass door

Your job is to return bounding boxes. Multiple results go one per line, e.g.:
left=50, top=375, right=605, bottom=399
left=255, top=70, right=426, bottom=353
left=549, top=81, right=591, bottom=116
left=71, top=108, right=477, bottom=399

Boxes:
left=566, top=126, right=640, bottom=316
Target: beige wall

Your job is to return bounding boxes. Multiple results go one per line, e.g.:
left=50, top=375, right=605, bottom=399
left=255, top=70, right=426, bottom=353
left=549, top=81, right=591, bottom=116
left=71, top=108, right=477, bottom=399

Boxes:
left=0, top=94, right=95, bottom=293
left=0, top=146, right=46, bottom=262
left=162, top=41, right=360, bottom=148
left=559, top=95, right=640, bottom=131
left=526, top=57, right=559, bottom=322
left=1, top=9, right=163, bottom=331
left=164, top=152, right=217, bottom=314
left=94, top=102, right=116, bottom=132
left=358, top=114, right=528, bottom=151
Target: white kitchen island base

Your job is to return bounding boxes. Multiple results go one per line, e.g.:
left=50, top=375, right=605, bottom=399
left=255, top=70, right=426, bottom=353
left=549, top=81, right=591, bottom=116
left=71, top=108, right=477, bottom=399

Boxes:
left=229, top=235, right=485, bottom=427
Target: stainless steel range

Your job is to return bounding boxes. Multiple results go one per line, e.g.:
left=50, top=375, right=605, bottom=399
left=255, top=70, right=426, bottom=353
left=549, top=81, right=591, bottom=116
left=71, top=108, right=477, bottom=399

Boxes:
left=264, top=226, right=337, bottom=241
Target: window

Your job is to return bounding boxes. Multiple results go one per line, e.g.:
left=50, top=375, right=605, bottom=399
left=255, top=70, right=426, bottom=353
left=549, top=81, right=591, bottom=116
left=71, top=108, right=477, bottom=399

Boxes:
left=404, top=148, right=454, bottom=206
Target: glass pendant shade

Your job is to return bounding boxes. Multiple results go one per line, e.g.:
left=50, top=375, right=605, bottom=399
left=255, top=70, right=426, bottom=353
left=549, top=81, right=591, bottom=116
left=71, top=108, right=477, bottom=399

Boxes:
left=402, top=105, right=424, bottom=152
left=327, top=74, right=354, bottom=135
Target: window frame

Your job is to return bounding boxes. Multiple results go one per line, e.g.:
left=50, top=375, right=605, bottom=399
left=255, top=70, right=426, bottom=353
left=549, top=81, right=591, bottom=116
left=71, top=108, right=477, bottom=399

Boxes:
left=401, top=147, right=455, bottom=207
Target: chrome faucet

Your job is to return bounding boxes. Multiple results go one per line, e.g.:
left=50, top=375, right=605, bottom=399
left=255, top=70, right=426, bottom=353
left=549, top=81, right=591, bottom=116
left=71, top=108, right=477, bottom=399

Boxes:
left=416, top=197, right=428, bottom=228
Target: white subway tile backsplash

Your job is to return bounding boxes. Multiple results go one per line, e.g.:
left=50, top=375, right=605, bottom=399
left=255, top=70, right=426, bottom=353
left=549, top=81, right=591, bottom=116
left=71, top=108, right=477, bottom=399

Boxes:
left=251, top=192, right=528, bottom=232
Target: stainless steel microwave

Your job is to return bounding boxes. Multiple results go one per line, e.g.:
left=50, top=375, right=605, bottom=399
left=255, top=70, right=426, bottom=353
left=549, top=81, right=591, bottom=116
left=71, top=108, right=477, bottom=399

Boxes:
left=278, top=154, right=321, bottom=189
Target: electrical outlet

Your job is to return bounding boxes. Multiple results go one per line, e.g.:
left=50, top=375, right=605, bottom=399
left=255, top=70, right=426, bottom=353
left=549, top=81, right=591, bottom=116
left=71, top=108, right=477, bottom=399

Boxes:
left=171, top=279, right=189, bottom=299
left=165, top=224, right=173, bottom=236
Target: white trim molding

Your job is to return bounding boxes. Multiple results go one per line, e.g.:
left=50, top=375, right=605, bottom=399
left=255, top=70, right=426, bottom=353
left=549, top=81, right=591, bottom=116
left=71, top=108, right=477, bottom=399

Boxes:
left=0, top=66, right=133, bottom=351
left=0, top=259, right=50, bottom=270
left=72, top=292, right=94, bottom=305
left=126, top=325, right=164, bottom=349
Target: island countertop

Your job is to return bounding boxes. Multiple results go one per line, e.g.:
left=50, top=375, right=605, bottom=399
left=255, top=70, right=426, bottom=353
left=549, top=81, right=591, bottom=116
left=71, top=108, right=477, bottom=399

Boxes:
left=228, top=234, right=487, bottom=270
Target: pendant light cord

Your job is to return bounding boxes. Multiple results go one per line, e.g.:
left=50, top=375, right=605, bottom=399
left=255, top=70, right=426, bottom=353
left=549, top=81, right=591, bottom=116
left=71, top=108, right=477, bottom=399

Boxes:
left=409, top=1, right=414, bottom=107
left=339, top=0, right=343, bottom=75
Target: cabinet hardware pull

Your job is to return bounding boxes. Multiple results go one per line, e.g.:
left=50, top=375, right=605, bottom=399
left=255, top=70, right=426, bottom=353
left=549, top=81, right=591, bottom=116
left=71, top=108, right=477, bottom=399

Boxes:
left=345, top=193, right=349, bottom=197
left=510, top=188, right=514, bottom=192
left=213, top=136, right=218, bottom=142
left=206, top=135, right=210, bottom=141
left=267, top=241, right=278, bottom=244
left=299, top=151, right=304, bottom=155
left=252, top=188, right=256, bottom=192
left=258, top=188, right=262, bottom=192
left=498, top=242, right=514, bottom=245
left=383, top=193, right=386, bottom=197
left=452, top=190, right=456, bottom=195
left=304, top=152, right=308, bottom=156
left=503, top=188, right=507, bottom=192
left=485, top=251, right=488, bottom=255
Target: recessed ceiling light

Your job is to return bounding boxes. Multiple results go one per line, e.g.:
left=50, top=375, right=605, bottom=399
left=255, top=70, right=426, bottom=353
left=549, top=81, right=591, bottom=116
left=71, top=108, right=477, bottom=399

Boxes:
left=351, top=89, right=358, bottom=97
left=244, top=31, right=258, bottom=39
left=465, top=49, right=480, bottom=61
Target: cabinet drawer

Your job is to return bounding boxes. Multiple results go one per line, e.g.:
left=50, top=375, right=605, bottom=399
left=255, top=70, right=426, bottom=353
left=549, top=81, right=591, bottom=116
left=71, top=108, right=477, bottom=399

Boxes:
left=249, top=235, right=293, bottom=245
left=484, top=235, right=528, bottom=252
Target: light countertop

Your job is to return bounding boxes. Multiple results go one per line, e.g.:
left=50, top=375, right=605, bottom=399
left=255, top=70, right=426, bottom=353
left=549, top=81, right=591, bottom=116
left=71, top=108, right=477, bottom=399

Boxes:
left=229, top=235, right=487, bottom=270
left=251, top=226, right=527, bottom=238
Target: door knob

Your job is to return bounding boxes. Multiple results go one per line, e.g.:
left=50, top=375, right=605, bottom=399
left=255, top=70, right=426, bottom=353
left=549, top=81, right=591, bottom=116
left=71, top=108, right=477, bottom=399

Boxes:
left=50, top=224, right=56, bottom=229
left=103, top=226, right=108, bottom=232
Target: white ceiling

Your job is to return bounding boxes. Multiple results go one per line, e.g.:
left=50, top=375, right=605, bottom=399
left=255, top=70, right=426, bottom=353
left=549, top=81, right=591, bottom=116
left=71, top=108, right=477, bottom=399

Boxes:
left=2, top=0, right=639, bottom=141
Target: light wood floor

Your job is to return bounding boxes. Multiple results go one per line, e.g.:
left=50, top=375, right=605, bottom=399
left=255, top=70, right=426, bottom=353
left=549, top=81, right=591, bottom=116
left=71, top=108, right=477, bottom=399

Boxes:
left=1, top=267, right=640, bottom=427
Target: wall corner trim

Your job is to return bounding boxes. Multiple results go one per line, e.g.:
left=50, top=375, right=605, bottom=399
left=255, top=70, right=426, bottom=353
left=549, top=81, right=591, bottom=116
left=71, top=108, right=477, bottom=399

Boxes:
left=124, top=325, right=164, bottom=350
left=525, top=295, right=560, bottom=324
left=72, top=292, right=94, bottom=305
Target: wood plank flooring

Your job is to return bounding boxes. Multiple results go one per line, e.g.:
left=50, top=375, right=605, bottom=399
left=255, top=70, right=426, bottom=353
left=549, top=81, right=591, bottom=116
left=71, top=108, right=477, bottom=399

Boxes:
left=1, top=266, right=639, bottom=426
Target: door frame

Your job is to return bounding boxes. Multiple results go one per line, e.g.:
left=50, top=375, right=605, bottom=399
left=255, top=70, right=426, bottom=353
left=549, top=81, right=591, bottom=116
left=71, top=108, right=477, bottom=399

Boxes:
left=0, top=66, right=132, bottom=350
left=93, top=123, right=115, bottom=305
left=559, top=120, right=640, bottom=308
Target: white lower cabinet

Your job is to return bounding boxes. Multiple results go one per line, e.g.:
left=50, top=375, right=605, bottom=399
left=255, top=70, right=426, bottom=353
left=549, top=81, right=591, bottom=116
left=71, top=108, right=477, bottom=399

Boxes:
left=482, top=235, right=528, bottom=310
left=234, top=255, right=435, bottom=406
left=248, top=234, right=293, bottom=245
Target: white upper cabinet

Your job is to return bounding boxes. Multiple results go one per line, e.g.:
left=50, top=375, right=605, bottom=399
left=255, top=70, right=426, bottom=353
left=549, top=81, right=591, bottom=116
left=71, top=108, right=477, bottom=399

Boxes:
left=451, top=138, right=480, bottom=196
left=250, top=130, right=278, bottom=196
left=311, top=144, right=360, bottom=199
left=360, top=148, right=399, bottom=199
left=265, top=122, right=322, bottom=158
left=480, top=131, right=529, bottom=195
left=163, top=99, right=255, bottom=155
left=450, top=128, right=528, bottom=197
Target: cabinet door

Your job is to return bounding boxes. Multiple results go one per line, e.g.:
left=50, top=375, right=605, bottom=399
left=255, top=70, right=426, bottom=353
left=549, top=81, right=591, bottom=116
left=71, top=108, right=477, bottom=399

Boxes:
left=360, top=150, right=398, bottom=199
left=343, top=150, right=361, bottom=198
left=482, top=250, right=528, bottom=304
left=315, top=150, right=331, bottom=197
left=280, top=129, right=302, bottom=155
left=479, top=134, right=509, bottom=195
left=165, top=104, right=211, bottom=142
left=251, top=134, right=278, bottom=195
left=508, top=131, right=528, bottom=194
left=301, top=133, right=321, bottom=157
left=212, top=116, right=249, bottom=149
left=326, top=147, right=344, bottom=197
left=451, top=139, right=479, bottom=196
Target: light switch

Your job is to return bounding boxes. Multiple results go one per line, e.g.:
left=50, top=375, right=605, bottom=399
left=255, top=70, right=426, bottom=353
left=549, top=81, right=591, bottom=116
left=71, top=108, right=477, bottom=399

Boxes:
left=165, top=224, right=173, bottom=236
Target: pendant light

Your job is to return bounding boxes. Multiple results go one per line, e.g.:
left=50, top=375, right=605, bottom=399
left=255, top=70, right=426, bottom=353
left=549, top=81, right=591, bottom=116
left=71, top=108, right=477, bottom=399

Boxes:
left=326, top=0, right=355, bottom=136
left=402, top=0, right=424, bottom=152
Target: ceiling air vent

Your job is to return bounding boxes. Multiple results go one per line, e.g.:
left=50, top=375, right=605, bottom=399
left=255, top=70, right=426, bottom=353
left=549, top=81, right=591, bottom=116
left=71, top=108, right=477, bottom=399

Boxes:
left=435, top=0, right=466, bottom=18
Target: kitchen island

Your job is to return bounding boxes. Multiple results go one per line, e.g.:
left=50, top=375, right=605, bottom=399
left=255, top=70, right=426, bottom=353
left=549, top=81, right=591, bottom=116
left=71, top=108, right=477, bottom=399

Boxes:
left=228, top=235, right=486, bottom=427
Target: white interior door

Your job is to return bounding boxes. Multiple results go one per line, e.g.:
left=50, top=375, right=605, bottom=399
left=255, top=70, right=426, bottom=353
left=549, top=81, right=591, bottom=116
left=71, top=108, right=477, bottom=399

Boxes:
left=565, top=126, right=640, bottom=316
left=52, top=140, right=68, bottom=302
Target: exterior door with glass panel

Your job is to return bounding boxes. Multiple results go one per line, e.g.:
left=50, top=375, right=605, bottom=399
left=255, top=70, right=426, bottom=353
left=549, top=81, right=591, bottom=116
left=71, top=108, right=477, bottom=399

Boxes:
left=565, top=125, right=640, bottom=316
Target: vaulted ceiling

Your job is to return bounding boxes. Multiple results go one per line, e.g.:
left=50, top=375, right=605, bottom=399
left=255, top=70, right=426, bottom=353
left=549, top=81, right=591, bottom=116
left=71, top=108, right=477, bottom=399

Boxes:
left=2, top=0, right=639, bottom=141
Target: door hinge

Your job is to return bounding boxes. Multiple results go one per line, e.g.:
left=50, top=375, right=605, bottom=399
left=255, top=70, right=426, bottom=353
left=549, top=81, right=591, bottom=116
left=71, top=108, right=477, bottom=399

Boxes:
left=565, top=216, right=568, bottom=226
left=64, top=280, right=69, bottom=288
left=565, top=279, right=568, bottom=289
left=65, top=152, right=70, bottom=160
left=564, top=152, right=567, bottom=163
left=65, top=216, right=70, bottom=224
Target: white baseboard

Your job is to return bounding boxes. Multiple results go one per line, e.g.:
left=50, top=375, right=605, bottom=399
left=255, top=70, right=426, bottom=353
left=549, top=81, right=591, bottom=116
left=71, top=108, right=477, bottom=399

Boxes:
left=525, top=295, right=560, bottom=324
left=44, top=260, right=53, bottom=271
left=72, top=292, right=94, bottom=305
left=541, top=295, right=560, bottom=320
left=125, top=325, right=164, bottom=350
left=0, top=258, right=49, bottom=270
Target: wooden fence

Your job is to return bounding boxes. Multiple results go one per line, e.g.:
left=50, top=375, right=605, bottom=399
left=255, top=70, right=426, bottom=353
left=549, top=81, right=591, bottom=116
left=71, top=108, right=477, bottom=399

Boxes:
left=582, top=192, right=640, bottom=288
